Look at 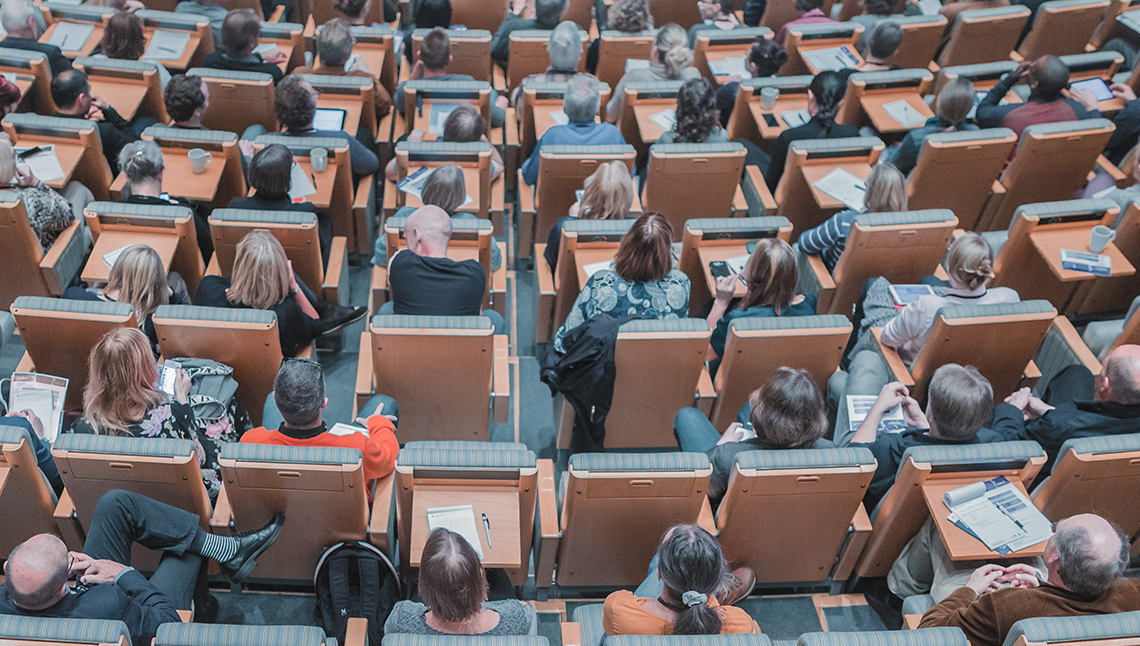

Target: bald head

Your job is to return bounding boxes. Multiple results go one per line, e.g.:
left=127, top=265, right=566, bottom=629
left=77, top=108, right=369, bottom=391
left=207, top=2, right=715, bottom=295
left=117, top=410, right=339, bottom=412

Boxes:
left=1096, top=344, right=1140, bottom=404
left=4, top=534, right=70, bottom=610
left=405, top=205, right=452, bottom=257
left=1047, top=514, right=1129, bottom=597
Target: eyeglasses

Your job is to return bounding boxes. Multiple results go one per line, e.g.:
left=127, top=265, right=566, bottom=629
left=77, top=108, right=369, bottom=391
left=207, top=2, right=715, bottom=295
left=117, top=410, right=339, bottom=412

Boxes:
left=282, top=357, right=322, bottom=368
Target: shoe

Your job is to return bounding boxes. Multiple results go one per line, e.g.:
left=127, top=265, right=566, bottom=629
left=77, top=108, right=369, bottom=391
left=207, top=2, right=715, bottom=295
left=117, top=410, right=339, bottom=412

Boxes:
left=318, top=304, right=368, bottom=335
left=218, top=513, right=285, bottom=583
left=192, top=593, right=219, bottom=623
left=718, top=567, right=756, bottom=606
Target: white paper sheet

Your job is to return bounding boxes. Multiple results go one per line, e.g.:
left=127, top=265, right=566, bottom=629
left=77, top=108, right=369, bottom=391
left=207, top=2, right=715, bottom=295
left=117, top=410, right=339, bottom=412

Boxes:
left=426, top=504, right=485, bottom=559
left=802, top=46, right=860, bottom=72
left=917, top=0, right=942, bottom=15
left=9, top=372, right=68, bottom=442
left=253, top=42, right=278, bottom=55
left=583, top=259, right=614, bottom=277
left=882, top=99, right=927, bottom=127
left=102, top=244, right=130, bottom=269
left=426, top=102, right=462, bottom=136
left=47, top=22, right=95, bottom=51
left=16, top=145, right=66, bottom=183
left=944, top=476, right=1054, bottom=553
left=142, top=29, right=191, bottom=61
left=649, top=108, right=676, bottom=131
left=327, top=422, right=367, bottom=437
left=812, top=167, right=867, bottom=212
left=549, top=109, right=569, bottom=125
left=708, top=57, right=751, bottom=79
left=289, top=163, right=317, bottom=200
left=725, top=253, right=750, bottom=275
left=781, top=109, right=811, bottom=128
left=846, top=395, right=906, bottom=433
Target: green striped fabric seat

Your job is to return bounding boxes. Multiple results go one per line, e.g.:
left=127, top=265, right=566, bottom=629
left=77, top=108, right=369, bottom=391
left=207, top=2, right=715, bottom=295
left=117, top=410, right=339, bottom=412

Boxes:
left=926, top=128, right=1017, bottom=146
left=0, top=616, right=131, bottom=646
left=54, top=433, right=195, bottom=458
left=157, top=623, right=327, bottom=646
left=625, top=80, right=687, bottom=95
left=254, top=135, right=349, bottom=154
left=1002, top=611, right=1140, bottom=646
left=574, top=604, right=605, bottom=646
left=851, top=69, right=932, bottom=86
left=798, top=628, right=967, bottom=646
left=74, top=57, right=165, bottom=75
left=610, top=636, right=771, bottom=646
left=729, top=314, right=850, bottom=333
left=734, top=447, right=876, bottom=470
left=403, top=441, right=528, bottom=451
left=86, top=201, right=193, bottom=220
left=1060, top=51, right=1124, bottom=71
left=699, top=27, right=773, bottom=42
left=0, top=424, right=35, bottom=447
left=1022, top=119, right=1113, bottom=139
left=853, top=210, right=955, bottom=227
left=901, top=440, right=1045, bottom=469
left=0, top=48, right=48, bottom=69
left=404, top=80, right=492, bottom=93
left=652, top=143, right=745, bottom=155
left=412, top=27, right=493, bottom=38
left=208, top=209, right=317, bottom=226
left=1012, top=199, right=1115, bottom=231
left=883, top=13, right=944, bottom=25
left=13, top=296, right=132, bottom=318
left=933, top=299, right=1054, bottom=322
left=564, top=219, right=635, bottom=235
left=902, top=594, right=935, bottom=616
left=397, top=141, right=492, bottom=155
left=1057, top=433, right=1140, bottom=461
left=396, top=447, right=536, bottom=469
left=219, top=443, right=362, bottom=466
left=300, top=74, right=375, bottom=89
left=370, top=314, right=492, bottom=330
left=188, top=67, right=275, bottom=83
left=600, top=28, right=658, bottom=37
left=789, top=21, right=861, bottom=35
left=744, top=75, right=813, bottom=91
left=619, top=319, right=710, bottom=334
left=154, top=305, right=277, bottom=326
left=143, top=125, right=237, bottom=144
left=523, top=80, right=611, bottom=95
left=790, top=137, right=882, bottom=155
left=540, top=145, right=635, bottom=156
left=382, top=635, right=550, bottom=646
left=570, top=452, right=710, bottom=472
left=5, top=113, right=95, bottom=135
left=43, top=2, right=115, bottom=19
left=258, top=21, right=304, bottom=38
left=938, top=60, right=1018, bottom=84
left=136, top=9, right=207, bottom=27
left=512, top=29, right=589, bottom=40
left=684, top=216, right=791, bottom=233
left=386, top=215, right=490, bottom=233
left=955, top=5, right=1030, bottom=20
left=348, top=24, right=395, bottom=38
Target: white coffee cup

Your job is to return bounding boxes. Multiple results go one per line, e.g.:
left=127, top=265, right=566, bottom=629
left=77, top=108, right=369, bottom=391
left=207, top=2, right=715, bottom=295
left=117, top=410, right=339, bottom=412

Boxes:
left=310, top=147, right=329, bottom=173
left=760, top=86, right=779, bottom=110
left=1089, top=224, right=1116, bottom=253
left=188, top=148, right=211, bottom=174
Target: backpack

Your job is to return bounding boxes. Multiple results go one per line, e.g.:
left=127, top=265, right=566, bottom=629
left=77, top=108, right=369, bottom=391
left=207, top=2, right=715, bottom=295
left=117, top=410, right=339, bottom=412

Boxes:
left=168, top=357, right=251, bottom=499
left=314, top=541, right=401, bottom=645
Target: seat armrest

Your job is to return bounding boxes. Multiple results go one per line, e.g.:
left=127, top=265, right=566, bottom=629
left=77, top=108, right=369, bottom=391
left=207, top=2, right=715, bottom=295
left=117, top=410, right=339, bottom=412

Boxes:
left=491, top=241, right=507, bottom=315
left=268, top=4, right=285, bottom=20
left=562, top=622, right=582, bottom=646
left=696, top=366, right=715, bottom=415
left=353, top=175, right=376, bottom=255
left=177, top=610, right=192, bottom=623
left=368, top=472, right=395, bottom=554
left=344, top=618, right=368, bottom=646
left=382, top=178, right=398, bottom=217
left=1021, top=359, right=1041, bottom=390
left=370, top=265, right=387, bottom=315
left=519, top=169, right=535, bottom=258
left=534, top=458, right=559, bottom=588
left=505, top=107, right=519, bottom=147
left=697, top=496, right=718, bottom=537
left=732, top=184, right=748, bottom=215
left=1031, top=316, right=1101, bottom=397
left=796, top=248, right=835, bottom=313
left=1096, top=154, right=1128, bottom=188
left=52, top=489, right=84, bottom=550
left=39, top=221, right=88, bottom=295
left=16, top=352, right=34, bottom=372
left=741, top=165, right=777, bottom=215
left=322, top=236, right=350, bottom=305
left=904, top=615, right=923, bottom=630
left=871, top=327, right=914, bottom=386
left=355, top=330, right=375, bottom=416
left=535, top=243, right=555, bottom=343
left=210, top=485, right=233, bottom=534
left=492, top=334, right=509, bottom=423
left=833, top=503, right=872, bottom=581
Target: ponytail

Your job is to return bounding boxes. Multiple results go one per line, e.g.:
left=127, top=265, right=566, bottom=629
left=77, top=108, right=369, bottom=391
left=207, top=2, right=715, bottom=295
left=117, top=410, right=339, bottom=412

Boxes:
left=673, top=596, right=723, bottom=636
left=808, top=70, right=845, bottom=134
left=655, top=24, right=693, bottom=79
left=654, top=524, right=727, bottom=636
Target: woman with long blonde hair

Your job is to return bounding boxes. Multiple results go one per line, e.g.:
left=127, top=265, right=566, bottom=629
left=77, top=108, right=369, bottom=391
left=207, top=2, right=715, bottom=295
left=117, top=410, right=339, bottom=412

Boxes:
left=607, top=24, right=700, bottom=122
left=545, top=161, right=634, bottom=270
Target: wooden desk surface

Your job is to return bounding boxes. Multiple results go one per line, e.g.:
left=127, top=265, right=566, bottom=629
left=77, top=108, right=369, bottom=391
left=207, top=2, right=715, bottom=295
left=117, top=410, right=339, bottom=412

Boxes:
left=258, top=39, right=294, bottom=74
left=160, top=149, right=226, bottom=203
left=317, top=95, right=364, bottom=137
left=751, top=96, right=811, bottom=140
left=87, top=77, right=148, bottom=122
left=533, top=103, right=561, bottom=141
left=15, top=137, right=83, bottom=189
left=142, top=28, right=200, bottom=70
left=40, top=22, right=104, bottom=59
left=703, top=48, right=751, bottom=87
left=351, top=45, right=386, bottom=85
left=922, top=476, right=1047, bottom=561
left=633, top=102, right=675, bottom=144
left=83, top=230, right=179, bottom=283
left=409, top=484, right=522, bottom=568
left=1030, top=228, right=1137, bottom=282
left=802, top=162, right=872, bottom=209
left=574, top=247, right=619, bottom=289
left=297, top=159, right=337, bottom=209
left=11, top=76, right=33, bottom=100
left=698, top=245, right=750, bottom=298
left=801, top=45, right=864, bottom=76
left=861, top=92, right=935, bottom=134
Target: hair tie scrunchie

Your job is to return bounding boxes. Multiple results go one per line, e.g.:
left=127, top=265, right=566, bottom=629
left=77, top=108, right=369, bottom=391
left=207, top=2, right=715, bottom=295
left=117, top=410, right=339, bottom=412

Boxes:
left=681, top=591, right=708, bottom=607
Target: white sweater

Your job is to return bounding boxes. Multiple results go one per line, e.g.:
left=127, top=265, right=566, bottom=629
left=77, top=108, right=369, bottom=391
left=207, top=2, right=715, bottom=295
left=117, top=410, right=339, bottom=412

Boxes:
left=880, top=285, right=1020, bottom=367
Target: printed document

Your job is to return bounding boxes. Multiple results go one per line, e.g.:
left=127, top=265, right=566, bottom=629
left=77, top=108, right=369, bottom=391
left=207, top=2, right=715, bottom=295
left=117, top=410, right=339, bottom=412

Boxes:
left=426, top=504, right=484, bottom=559
left=583, top=259, right=614, bottom=278
left=649, top=108, right=676, bottom=131
left=426, top=102, right=462, bottom=136
left=802, top=46, right=860, bottom=72
left=708, top=58, right=751, bottom=79
left=944, top=476, right=1053, bottom=553
left=16, top=145, right=66, bottom=183
left=882, top=99, right=927, bottom=127
left=8, top=372, right=68, bottom=442
left=289, top=163, right=316, bottom=201
left=781, top=109, right=811, bottom=128
left=846, top=395, right=906, bottom=433
left=812, top=168, right=867, bottom=212
left=142, top=30, right=191, bottom=61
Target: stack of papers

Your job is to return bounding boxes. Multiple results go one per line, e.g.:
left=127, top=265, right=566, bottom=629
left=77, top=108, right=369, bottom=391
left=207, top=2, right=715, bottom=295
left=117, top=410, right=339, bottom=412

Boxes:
left=549, top=109, right=570, bottom=125
left=708, top=57, right=751, bottom=79
left=46, top=22, right=95, bottom=51
left=8, top=373, right=68, bottom=442
left=649, top=108, right=676, bottom=131
left=725, top=253, right=750, bottom=275
left=1060, top=249, right=1112, bottom=276
left=142, top=30, right=191, bottom=61
left=15, top=145, right=66, bottom=182
left=812, top=168, right=867, bottom=212
left=781, top=109, right=811, bottom=128
left=427, top=102, right=462, bottom=136
left=802, top=46, right=860, bottom=72
left=882, top=99, right=927, bottom=127
left=396, top=167, right=473, bottom=206
left=289, top=163, right=316, bottom=201
left=944, top=476, right=1053, bottom=554
left=426, top=504, right=485, bottom=559
left=846, top=395, right=905, bottom=433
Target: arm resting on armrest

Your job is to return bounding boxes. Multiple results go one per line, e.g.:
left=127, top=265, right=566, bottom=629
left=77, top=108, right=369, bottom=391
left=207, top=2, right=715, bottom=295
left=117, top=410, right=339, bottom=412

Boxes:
left=871, top=328, right=915, bottom=386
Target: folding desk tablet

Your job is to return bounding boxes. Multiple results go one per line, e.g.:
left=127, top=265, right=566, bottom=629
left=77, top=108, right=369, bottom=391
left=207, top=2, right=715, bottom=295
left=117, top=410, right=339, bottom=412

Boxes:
left=38, top=2, right=112, bottom=59
left=678, top=216, right=792, bottom=310
left=692, top=27, right=773, bottom=86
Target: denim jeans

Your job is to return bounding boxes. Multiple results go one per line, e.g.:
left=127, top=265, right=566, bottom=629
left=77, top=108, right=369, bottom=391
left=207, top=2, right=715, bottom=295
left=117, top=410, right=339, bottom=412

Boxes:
left=671, top=403, right=751, bottom=453
left=260, top=393, right=399, bottom=430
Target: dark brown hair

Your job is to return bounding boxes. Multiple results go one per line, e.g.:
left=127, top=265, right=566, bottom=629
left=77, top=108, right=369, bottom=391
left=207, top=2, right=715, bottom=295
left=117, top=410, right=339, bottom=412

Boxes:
left=655, top=525, right=726, bottom=635
left=164, top=74, right=205, bottom=122
left=221, top=9, right=261, bottom=57
left=747, top=367, right=828, bottom=449
left=614, top=212, right=673, bottom=282
left=248, top=144, right=293, bottom=199
left=102, top=11, right=145, bottom=60
left=274, top=75, right=317, bottom=132
left=420, top=26, right=451, bottom=71
left=739, top=238, right=797, bottom=312
left=418, top=528, right=488, bottom=622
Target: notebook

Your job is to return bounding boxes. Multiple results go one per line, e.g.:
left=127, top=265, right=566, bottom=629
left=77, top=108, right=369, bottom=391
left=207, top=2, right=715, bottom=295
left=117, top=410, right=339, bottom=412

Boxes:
left=142, top=30, right=191, bottom=61
left=426, top=504, right=485, bottom=559
left=812, top=168, right=867, bottom=212
left=289, top=163, right=317, bottom=201
left=15, top=145, right=66, bottom=183
left=882, top=99, right=927, bottom=127
left=46, top=22, right=95, bottom=51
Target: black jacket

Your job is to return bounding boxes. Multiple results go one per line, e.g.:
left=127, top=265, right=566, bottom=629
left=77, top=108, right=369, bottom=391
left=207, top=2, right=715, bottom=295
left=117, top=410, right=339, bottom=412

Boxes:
left=1106, top=98, right=1140, bottom=166
left=1, top=37, right=73, bottom=77
left=124, top=194, right=213, bottom=262
left=765, top=115, right=859, bottom=191
left=201, top=52, right=284, bottom=82
left=55, top=106, right=136, bottom=175
left=993, top=400, right=1140, bottom=476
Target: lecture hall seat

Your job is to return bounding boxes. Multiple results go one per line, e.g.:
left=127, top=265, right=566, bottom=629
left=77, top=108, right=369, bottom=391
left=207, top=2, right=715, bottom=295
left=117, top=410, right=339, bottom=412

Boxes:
left=0, top=425, right=62, bottom=556
left=0, top=194, right=90, bottom=312
left=0, top=616, right=133, bottom=646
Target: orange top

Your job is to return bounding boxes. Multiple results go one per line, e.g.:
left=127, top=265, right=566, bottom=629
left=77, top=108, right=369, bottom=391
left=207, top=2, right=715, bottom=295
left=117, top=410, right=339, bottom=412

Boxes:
left=602, top=591, right=761, bottom=636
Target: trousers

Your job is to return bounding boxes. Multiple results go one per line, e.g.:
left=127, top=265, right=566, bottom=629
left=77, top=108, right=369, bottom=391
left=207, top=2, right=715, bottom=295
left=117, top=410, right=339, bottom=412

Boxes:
left=828, top=350, right=891, bottom=446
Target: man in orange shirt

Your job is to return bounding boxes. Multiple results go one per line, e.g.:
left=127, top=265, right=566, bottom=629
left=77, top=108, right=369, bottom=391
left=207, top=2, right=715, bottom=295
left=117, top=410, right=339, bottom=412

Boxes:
left=242, top=358, right=399, bottom=491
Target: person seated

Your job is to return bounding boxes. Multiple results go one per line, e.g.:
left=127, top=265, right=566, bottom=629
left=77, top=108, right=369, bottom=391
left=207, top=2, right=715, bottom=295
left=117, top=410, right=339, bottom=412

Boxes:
left=913, top=514, right=1139, bottom=646
left=174, top=0, right=229, bottom=48
left=512, top=21, right=597, bottom=114
left=687, top=0, right=742, bottom=47
left=656, top=78, right=728, bottom=144
left=0, top=76, right=22, bottom=116
left=997, top=344, right=1140, bottom=477
left=492, top=0, right=568, bottom=68
left=716, top=38, right=785, bottom=126
left=97, top=11, right=172, bottom=90
left=673, top=368, right=833, bottom=504
left=774, top=0, right=836, bottom=46
left=293, top=18, right=392, bottom=119
left=394, top=27, right=507, bottom=127
left=372, top=164, right=502, bottom=269
left=553, top=212, right=690, bottom=353
left=116, top=140, right=214, bottom=262
left=0, top=0, right=73, bottom=77
left=798, top=162, right=908, bottom=273
left=1096, top=145, right=1140, bottom=215
left=62, top=244, right=188, bottom=358
left=229, top=144, right=331, bottom=264
left=1099, top=81, right=1140, bottom=167
left=243, top=358, right=398, bottom=497
left=385, top=528, right=532, bottom=634
left=763, top=71, right=858, bottom=191
left=847, top=364, right=1013, bottom=510
left=851, top=0, right=897, bottom=30
left=976, top=56, right=1099, bottom=152
left=604, top=524, right=759, bottom=635
left=264, top=75, right=380, bottom=176
left=201, top=9, right=287, bottom=82
left=401, top=0, right=453, bottom=66
left=2, top=407, right=63, bottom=495
left=882, top=77, right=976, bottom=175
left=586, top=0, right=652, bottom=74
left=545, top=161, right=633, bottom=270
left=52, top=70, right=137, bottom=174
left=0, top=133, right=78, bottom=250
left=0, top=492, right=283, bottom=641
left=522, top=75, right=625, bottom=185
left=607, top=25, right=700, bottom=123
left=336, top=0, right=398, bottom=25
left=195, top=230, right=365, bottom=356
left=849, top=21, right=902, bottom=73
left=164, top=74, right=210, bottom=130
left=383, top=104, right=505, bottom=183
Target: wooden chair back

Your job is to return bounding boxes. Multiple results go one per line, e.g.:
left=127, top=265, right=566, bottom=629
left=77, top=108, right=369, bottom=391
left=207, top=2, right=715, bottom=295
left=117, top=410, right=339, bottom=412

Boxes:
left=394, top=140, right=493, bottom=219
left=0, top=48, right=54, bottom=113
left=886, top=15, right=947, bottom=70
left=552, top=219, right=633, bottom=331
left=907, top=129, right=1017, bottom=231
left=1017, top=0, right=1111, bottom=60
left=595, top=30, right=656, bottom=91
left=451, top=0, right=510, bottom=33
left=401, top=80, right=492, bottom=138
left=692, top=28, right=774, bottom=85
left=678, top=216, right=793, bottom=310
left=84, top=201, right=205, bottom=296
left=208, top=209, right=326, bottom=292
left=0, top=425, right=61, bottom=556
left=782, top=21, right=863, bottom=76
left=762, top=0, right=840, bottom=36
left=643, top=142, right=747, bottom=240
left=0, top=196, right=87, bottom=310
left=776, top=136, right=884, bottom=239
left=519, top=80, right=612, bottom=158
left=506, top=29, right=589, bottom=91
left=836, top=68, right=933, bottom=130
left=135, top=10, right=214, bottom=70
left=1069, top=203, right=1140, bottom=315
left=384, top=213, right=493, bottom=308
left=617, top=80, right=684, bottom=158
left=73, top=57, right=168, bottom=124
left=141, top=125, right=247, bottom=211
left=188, top=67, right=277, bottom=135
left=937, top=6, right=1030, bottom=68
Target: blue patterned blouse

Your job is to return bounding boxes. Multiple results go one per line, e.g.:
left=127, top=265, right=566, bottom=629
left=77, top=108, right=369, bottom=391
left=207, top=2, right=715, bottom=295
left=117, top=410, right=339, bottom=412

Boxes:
left=553, top=269, right=691, bottom=353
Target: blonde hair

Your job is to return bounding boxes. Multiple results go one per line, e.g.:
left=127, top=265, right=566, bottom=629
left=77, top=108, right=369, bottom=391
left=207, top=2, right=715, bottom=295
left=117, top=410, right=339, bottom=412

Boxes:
left=226, top=230, right=291, bottom=310
left=106, top=245, right=167, bottom=323
left=946, top=232, right=995, bottom=291
left=580, top=161, right=632, bottom=220
left=864, top=162, right=907, bottom=213
left=935, top=77, right=975, bottom=126
left=655, top=24, right=693, bottom=79
left=0, top=133, right=16, bottom=184
left=83, top=327, right=166, bottom=435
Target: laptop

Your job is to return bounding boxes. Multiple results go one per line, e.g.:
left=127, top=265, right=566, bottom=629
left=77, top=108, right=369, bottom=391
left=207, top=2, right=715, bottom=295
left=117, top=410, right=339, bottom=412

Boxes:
left=313, top=107, right=347, bottom=131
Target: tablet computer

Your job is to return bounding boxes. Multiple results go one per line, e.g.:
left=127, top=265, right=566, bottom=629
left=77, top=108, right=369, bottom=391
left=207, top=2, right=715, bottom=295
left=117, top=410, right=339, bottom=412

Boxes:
left=888, top=283, right=936, bottom=306
left=313, top=107, right=347, bottom=131
left=1070, top=78, right=1114, bottom=102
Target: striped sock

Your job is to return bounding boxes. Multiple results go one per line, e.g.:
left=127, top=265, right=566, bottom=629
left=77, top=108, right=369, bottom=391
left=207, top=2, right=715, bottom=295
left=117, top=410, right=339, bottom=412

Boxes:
left=191, top=529, right=239, bottom=562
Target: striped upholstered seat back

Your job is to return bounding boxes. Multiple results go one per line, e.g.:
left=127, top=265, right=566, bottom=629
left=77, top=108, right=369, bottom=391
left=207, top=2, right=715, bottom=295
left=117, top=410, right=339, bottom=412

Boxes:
left=207, top=209, right=325, bottom=291
left=0, top=616, right=132, bottom=646
left=0, top=424, right=59, bottom=556
left=1032, top=433, right=1140, bottom=540
left=157, top=623, right=328, bottom=646
left=1002, top=610, right=1140, bottom=646
left=799, top=628, right=968, bottom=646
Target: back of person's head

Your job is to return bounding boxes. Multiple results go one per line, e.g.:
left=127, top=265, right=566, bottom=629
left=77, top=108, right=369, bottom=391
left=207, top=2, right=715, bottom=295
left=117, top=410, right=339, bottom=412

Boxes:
left=318, top=18, right=357, bottom=66
left=739, top=237, right=797, bottom=312
left=580, top=161, right=632, bottom=220
left=864, top=0, right=895, bottom=16
left=795, top=0, right=825, bottom=13
left=1103, top=345, right=1140, bottom=405
left=614, top=212, right=673, bottom=282
left=406, top=205, right=454, bottom=251
left=945, top=232, right=994, bottom=291
left=747, top=367, right=829, bottom=448
left=747, top=38, right=787, bottom=77
left=221, top=9, right=261, bottom=57
left=107, top=244, right=168, bottom=325
left=563, top=74, right=600, bottom=122
left=164, top=74, right=206, bottom=122
left=83, top=326, right=164, bottom=434
left=808, top=70, right=845, bottom=129
left=608, top=0, right=653, bottom=32
left=248, top=144, right=294, bottom=200
left=655, top=24, right=693, bottom=79
left=50, top=70, right=90, bottom=111
left=414, top=0, right=452, bottom=29
left=419, top=528, right=489, bottom=622
left=0, top=0, right=36, bottom=33
left=421, top=164, right=466, bottom=214
left=655, top=525, right=726, bottom=635
left=273, top=357, right=325, bottom=427
left=934, top=77, right=975, bottom=126
left=229, top=230, right=291, bottom=310
left=335, top=0, right=370, bottom=19
left=441, top=103, right=485, bottom=141
left=548, top=21, right=583, bottom=70
left=1053, top=515, right=1129, bottom=597
left=863, top=162, right=907, bottom=212
left=273, top=75, right=317, bottom=131
left=718, top=0, right=739, bottom=13
left=102, top=11, right=146, bottom=60
left=0, top=76, right=22, bottom=115
left=535, top=0, right=569, bottom=27
left=420, top=26, right=452, bottom=71
left=118, top=140, right=164, bottom=186
left=926, top=364, right=993, bottom=441
left=1029, top=55, right=1069, bottom=101
left=4, top=535, right=69, bottom=611
left=673, top=77, right=719, bottom=143
left=865, top=21, right=902, bottom=60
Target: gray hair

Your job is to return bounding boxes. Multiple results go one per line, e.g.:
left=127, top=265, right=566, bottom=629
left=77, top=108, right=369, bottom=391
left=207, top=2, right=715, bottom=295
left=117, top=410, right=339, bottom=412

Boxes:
left=1, top=0, right=37, bottom=32
left=1106, top=350, right=1140, bottom=404
left=534, top=0, right=568, bottom=27
left=318, top=18, right=357, bottom=66
left=1055, top=525, right=1130, bottom=597
left=563, top=75, right=599, bottom=123
left=273, top=359, right=325, bottom=428
left=118, top=140, right=165, bottom=185
left=547, top=21, right=582, bottom=71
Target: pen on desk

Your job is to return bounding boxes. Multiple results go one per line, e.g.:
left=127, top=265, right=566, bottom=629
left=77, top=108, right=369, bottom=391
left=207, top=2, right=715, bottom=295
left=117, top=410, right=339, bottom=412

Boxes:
left=482, top=513, right=492, bottom=549
left=17, top=147, right=42, bottom=159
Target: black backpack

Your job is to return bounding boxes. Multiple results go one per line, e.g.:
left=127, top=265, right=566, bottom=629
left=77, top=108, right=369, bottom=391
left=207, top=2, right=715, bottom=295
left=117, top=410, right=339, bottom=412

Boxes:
left=314, top=541, right=401, bottom=644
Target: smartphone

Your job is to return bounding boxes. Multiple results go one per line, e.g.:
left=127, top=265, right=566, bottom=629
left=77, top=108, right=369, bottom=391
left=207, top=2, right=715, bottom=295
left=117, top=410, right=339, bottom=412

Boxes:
left=709, top=260, right=731, bottom=278
left=737, top=422, right=758, bottom=440
left=159, top=360, right=180, bottom=397
left=762, top=113, right=779, bottom=127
